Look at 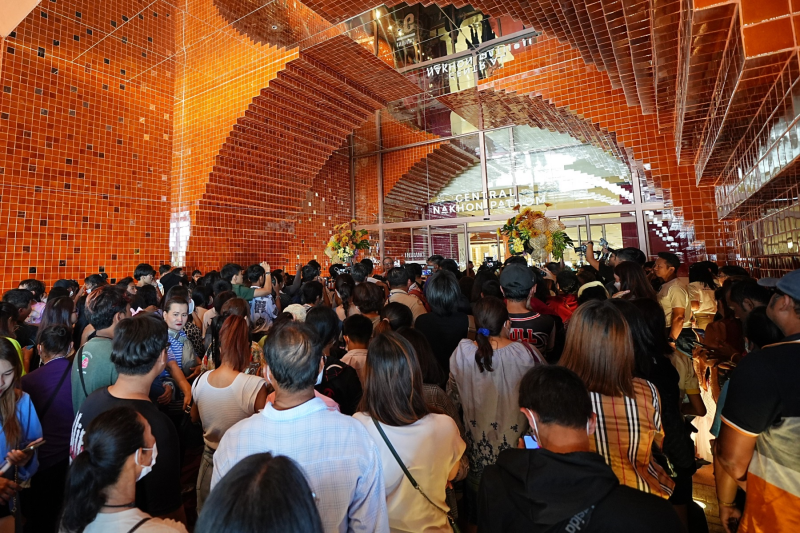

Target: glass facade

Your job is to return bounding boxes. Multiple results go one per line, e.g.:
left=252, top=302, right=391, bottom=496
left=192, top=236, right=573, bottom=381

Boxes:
left=350, top=3, right=665, bottom=267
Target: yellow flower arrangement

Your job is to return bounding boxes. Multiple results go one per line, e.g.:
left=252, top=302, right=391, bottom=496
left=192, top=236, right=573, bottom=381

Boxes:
left=499, top=204, right=573, bottom=261
left=325, top=220, right=370, bottom=263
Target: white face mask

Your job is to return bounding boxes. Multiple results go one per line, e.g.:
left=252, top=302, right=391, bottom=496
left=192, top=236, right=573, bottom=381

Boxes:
left=527, top=409, right=591, bottom=443
left=316, top=368, right=324, bottom=386
left=614, top=282, right=621, bottom=290
left=188, top=299, right=195, bottom=314
left=135, top=443, right=158, bottom=481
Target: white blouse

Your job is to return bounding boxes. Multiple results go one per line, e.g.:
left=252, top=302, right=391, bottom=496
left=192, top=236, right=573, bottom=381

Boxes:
left=354, top=413, right=465, bottom=533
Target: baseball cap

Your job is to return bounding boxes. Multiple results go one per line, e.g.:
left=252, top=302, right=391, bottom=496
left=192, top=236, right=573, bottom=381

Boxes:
left=499, top=263, right=534, bottom=293
left=757, top=277, right=779, bottom=288
left=776, top=270, right=800, bottom=301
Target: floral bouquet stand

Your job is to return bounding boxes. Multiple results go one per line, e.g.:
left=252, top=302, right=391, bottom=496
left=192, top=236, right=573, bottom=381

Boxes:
left=499, top=205, right=574, bottom=263
left=324, top=219, right=370, bottom=264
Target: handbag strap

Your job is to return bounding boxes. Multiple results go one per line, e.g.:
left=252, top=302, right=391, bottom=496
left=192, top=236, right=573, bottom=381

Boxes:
left=371, top=418, right=451, bottom=517
left=38, top=359, right=72, bottom=418
left=127, top=517, right=151, bottom=533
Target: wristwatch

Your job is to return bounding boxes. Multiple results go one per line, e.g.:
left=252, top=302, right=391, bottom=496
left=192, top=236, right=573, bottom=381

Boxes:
left=667, top=336, right=676, bottom=343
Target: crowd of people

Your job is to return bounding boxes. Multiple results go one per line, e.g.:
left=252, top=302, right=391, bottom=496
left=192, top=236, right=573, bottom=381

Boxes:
left=0, top=247, right=795, bottom=532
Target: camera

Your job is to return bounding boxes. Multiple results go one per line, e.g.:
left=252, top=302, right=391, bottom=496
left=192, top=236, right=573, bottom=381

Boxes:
left=576, top=244, right=587, bottom=254
left=481, top=257, right=502, bottom=272
left=330, top=264, right=351, bottom=278
left=598, top=237, right=615, bottom=252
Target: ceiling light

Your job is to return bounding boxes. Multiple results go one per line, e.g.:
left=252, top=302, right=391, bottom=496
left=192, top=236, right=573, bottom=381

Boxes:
left=271, top=25, right=278, bottom=30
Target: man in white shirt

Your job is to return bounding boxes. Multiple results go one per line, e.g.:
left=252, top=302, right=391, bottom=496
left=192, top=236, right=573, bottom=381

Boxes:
left=654, top=252, right=694, bottom=355
left=212, top=322, right=389, bottom=533
left=385, top=267, right=426, bottom=324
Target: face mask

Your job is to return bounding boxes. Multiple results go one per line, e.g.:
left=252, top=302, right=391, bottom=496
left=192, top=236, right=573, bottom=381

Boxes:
left=315, top=368, right=324, bottom=386
left=527, top=408, right=591, bottom=441
left=135, top=442, right=158, bottom=481
left=614, top=282, right=621, bottom=290
left=188, top=299, right=195, bottom=314
left=86, top=288, right=92, bottom=294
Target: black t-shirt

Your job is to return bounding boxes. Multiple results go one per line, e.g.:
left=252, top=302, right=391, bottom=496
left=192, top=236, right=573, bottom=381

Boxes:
left=508, top=311, right=556, bottom=355
left=415, top=312, right=469, bottom=375
left=597, top=262, right=615, bottom=286
left=74, top=295, right=89, bottom=346
left=69, top=388, right=182, bottom=516
left=15, top=323, right=37, bottom=348
left=722, top=333, right=800, bottom=435
left=638, top=356, right=695, bottom=471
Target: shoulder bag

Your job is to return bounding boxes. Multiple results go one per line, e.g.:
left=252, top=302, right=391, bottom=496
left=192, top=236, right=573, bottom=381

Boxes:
left=371, top=418, right=460, bottom=533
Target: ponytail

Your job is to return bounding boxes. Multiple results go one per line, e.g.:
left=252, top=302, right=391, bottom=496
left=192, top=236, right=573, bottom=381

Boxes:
left=60, top=407, right=145, bottom=533
left=373, top=318, right=392, bottom=336
left=472, top=297, right=509, bottom=374
left=475, top=328, right=494, bottom=373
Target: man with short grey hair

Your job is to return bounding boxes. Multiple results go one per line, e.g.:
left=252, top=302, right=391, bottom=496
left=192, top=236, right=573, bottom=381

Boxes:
left=212, top=322, right=389, bottom=533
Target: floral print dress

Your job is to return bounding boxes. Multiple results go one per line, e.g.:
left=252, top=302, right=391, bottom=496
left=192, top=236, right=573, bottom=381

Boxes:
left=447, top=338, right=542, bottom=491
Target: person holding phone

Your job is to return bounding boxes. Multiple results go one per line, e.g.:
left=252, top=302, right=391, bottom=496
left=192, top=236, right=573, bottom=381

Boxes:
left=0, top=337, right=43, bottom=532
left=478, top=365, right=683, bottom=533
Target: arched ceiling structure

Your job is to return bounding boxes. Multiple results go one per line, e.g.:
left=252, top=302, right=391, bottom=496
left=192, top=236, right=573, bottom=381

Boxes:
left=181, top=0, right=798, bottom=267
left=212, top=0, right=798, bottom=196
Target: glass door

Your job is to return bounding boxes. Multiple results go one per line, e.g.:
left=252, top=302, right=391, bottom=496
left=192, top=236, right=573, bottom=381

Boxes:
left=559, top=216, right=590, bottom=268
left=430, top=225, right=468, bottom=270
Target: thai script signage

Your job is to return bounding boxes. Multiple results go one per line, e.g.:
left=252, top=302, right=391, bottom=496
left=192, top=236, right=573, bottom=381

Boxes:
left=424, top=36, right=536, bottom=80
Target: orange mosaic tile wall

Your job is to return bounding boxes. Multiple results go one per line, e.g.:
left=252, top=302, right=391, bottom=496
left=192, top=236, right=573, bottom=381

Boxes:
left=0, top=0, right=174, bottom=291
left=480, top=33, right=728, bottom=259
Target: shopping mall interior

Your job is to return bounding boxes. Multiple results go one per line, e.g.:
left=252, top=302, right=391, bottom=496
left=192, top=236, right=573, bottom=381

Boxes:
left=1, top=0, right=799, bottom=288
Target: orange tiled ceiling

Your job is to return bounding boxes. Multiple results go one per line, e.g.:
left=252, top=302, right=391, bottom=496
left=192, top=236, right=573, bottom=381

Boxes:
left=300, top=0, right=659, bottom=113
left=187, top=34, right=421, bottom=265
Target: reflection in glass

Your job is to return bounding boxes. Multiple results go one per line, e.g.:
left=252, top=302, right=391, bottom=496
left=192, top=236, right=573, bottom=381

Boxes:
left=371, top=3, right=517, bottom=70
left=486, top=126, right=633, bottom=214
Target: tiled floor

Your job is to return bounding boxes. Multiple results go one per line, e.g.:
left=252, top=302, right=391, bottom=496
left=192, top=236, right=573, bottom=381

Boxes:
left=693, top=464, right=726, bottom=533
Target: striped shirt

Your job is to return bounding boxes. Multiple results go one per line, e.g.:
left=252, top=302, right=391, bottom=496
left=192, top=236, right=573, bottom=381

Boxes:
left=589, top=378, right=675, bottom=498
left=721, top=336, right=800, bottom=532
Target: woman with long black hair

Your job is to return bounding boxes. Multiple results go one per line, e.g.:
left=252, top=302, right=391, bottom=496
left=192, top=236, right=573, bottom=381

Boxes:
left=60, top=406, right=186, bottom=532
left=354, top=332, right=464, bottom=532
